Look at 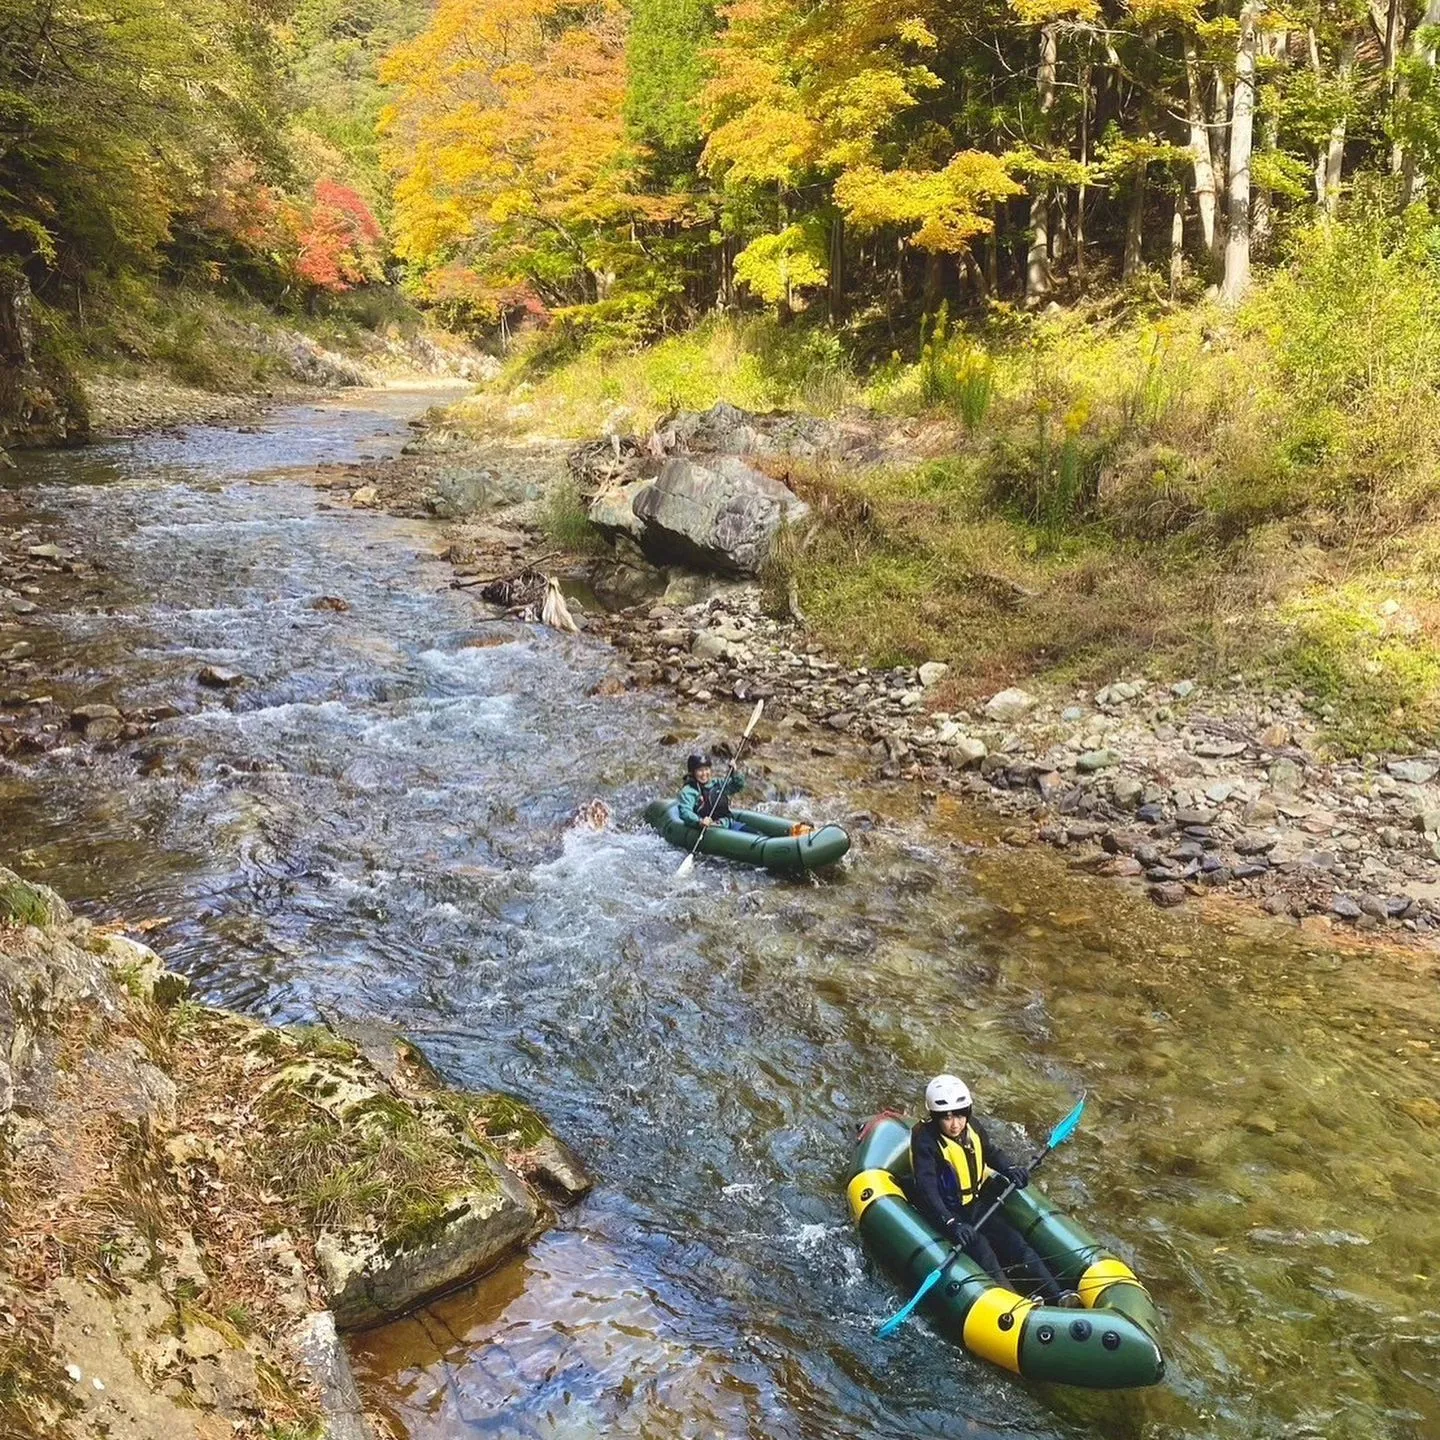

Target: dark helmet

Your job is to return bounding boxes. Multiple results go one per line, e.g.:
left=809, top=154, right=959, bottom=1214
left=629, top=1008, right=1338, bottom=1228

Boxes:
left=687, top=753, right=712, bottom=774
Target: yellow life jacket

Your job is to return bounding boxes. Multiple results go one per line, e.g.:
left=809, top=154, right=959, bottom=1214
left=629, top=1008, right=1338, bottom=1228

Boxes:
left=938, top=1124, right=990, bottom=1207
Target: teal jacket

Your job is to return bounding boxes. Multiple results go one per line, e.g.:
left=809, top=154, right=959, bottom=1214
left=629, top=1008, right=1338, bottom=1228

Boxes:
left=678, top=772, right=744, bottom=827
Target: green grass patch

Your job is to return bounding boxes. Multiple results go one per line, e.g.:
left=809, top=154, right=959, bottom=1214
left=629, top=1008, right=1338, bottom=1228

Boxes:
left=542, top=478, right=608, bottom=554
left=254, top=1075, right=497, bottom=1243
left=1278, top=585, right=1440, bottom=752
left=453, top=314, right=859, bottom=439
left=0, top=880, right=50, bottom=928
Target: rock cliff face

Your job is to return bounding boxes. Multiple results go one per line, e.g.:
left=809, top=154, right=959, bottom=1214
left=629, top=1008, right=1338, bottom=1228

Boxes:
left=0, top=867, right=588, bottom=1439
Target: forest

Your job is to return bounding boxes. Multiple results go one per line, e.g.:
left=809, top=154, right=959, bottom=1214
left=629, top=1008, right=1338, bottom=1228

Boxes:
left=6, top=0, right=1440, bottom=743
left=4, top=0, right=1440, bottom=337
left=377, top=0, right=1440, bottom=332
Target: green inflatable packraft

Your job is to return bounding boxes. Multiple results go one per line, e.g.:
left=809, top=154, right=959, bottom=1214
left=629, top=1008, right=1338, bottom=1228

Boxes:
left=644, top=801, right=850, bottom=875
left=848, top=1113, right=1165, bottom=1389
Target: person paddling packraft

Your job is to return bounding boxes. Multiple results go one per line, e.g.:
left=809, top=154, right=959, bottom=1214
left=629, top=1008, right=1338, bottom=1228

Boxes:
left=678, top=753, right=746, bottom=830
left=910, top=1074, right=1082, bottom=1307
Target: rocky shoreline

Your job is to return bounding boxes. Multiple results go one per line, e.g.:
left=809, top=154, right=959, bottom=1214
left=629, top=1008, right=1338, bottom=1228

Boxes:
left=316, top=400, right=1440, bottom=954
left=0, top=870, right=588, bottom=1440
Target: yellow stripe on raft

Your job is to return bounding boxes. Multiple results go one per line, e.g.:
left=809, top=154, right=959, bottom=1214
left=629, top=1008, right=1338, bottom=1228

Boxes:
left=961, top=1287, right=1036, bottom=1373
left=1078, top=1256, right=1142, bottom=1307
left=846, top=1168, right=906, bottom=1224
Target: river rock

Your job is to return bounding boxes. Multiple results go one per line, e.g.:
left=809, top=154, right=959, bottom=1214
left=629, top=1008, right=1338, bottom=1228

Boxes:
left=1387, top=758, right=1439, bottom=785
left=428, top=468, right=535, bottom=519
left=983, top=687, right=1038, bottom=723
left=1413, top=809, right=1440, bottom=835
left=691, top=631, right=735, bottom=662
left=289, top=1313, right=382, bottom=1440
left=71, top=704, right=121, bottom=727
left=949, top=735, right=988, bottom=767
left=1148, top=882, right=1187, bottom=907
left=526, top=1134, right=593, bottom=1200
left=1076, top=748, right=1120, bottom=773
left=316, top=1157, right=536, bottom=1330
left=1171, top=679, right=1196, bottom=699
left=27, top=543, right=60, bottom=560
left=350, top=485, right=379, bottom=508
left=1110, top=776, right=1143, bottom=807
left=1330, top=895, right=1362, bottom=920
left=630, top=455, right=809, bottom=575
left=918, top=662, right=949, bottom=689
left=1269, top=758, right=1304, bottom=796
left=587, top=476, right=652, bottom=542
left=197, top=666, right=244, bottom=689
left=653, top=401, right=855, bottom=461
left=1195, top=739, right=1246, bottom=759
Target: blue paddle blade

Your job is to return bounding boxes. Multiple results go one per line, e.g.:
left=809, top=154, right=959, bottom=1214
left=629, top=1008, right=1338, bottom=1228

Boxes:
left=1046, top=1094, right=1086, bottom=1150
left=876, top=1262, right=945, bottom=1337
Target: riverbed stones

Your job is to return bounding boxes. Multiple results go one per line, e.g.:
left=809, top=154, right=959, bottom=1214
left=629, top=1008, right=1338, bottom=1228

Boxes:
left=949, top=735, right=987, bottom=767
left=1195, top=739, right=1246, bottom=759
left=1387, top=758, right=1439, bottom=785
left=983, top=687, right=1038, bottom=722
left=1148, top=882, right=1187, bottom=907
left=918, top=661, right=949, bottom=689
left=197, top=665, right=244, bottom=688
left=1076, top=748, right=1120, bottom=773
left=1269, top=757, right=1304, bottom=795
left=691, top=630, right=734, bottom=662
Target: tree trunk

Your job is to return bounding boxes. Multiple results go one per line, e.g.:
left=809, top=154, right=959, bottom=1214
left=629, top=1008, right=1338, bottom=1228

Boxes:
left=0, top=273, right=35, bottom=372
left=1184, top=37, right=1219, bottom=260
left=1124, top=160, right=1149, bottom=280
left=1076, top=61, right=1091, bottom=284
left=1212, top=66, right=1232, bottom=196
left=1170, top=191, right=1185, bottom=297
left=1400, top=0, right=1440, bottom=201
left=987, top=205, right=1001, bottom=294
left=1026, top=24, right=1058, bottom=303
left=1221, top=2, right=1260, bottom=305
left=1321, top=36, right=1356, bottom=216
left=1254, top=110, right=1279, bottom=249
left=828, top=215, right=845, bottom=320
left=922, top=250, right=943, bottom=312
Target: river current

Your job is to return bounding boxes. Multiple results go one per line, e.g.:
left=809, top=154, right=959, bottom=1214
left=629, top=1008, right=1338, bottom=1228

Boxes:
left=2, top=390, right=1437, bottom=1440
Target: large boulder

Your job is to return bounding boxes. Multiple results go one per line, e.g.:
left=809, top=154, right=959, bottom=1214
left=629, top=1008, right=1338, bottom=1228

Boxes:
left=315, top=1159, right=537, bottom=1330
left=587, top=474, right=654, bottom=543
left=631, top=454, right=809, bottom=575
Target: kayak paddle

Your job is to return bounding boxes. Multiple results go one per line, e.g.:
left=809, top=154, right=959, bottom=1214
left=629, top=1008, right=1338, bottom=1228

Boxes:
left=876, top=1093, right=1087, bottom=1339
left=675, top=698, right=764, bottom=879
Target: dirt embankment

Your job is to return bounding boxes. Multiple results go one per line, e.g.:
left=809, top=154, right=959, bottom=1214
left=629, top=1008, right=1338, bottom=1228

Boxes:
left=312, top=400, right=1440, bottom=956
left=0, top=871, right=588, bottom=1440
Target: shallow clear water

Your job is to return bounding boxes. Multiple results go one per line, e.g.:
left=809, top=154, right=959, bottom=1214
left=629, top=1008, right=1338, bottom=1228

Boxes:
left=2, top=392, right=1438, bottom=1440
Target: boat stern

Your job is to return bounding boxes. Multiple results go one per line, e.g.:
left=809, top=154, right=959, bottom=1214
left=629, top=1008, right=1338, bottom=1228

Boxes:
left=1012, top=1303, right=1165, bottom=1389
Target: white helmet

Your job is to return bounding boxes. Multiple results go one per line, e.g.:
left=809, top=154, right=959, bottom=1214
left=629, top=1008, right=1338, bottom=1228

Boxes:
left=925, top=1074, right=973, bottom=1115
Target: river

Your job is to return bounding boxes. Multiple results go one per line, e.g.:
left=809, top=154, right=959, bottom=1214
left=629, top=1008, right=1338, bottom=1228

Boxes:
left=2, top=390, right=1437, bottom=1440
